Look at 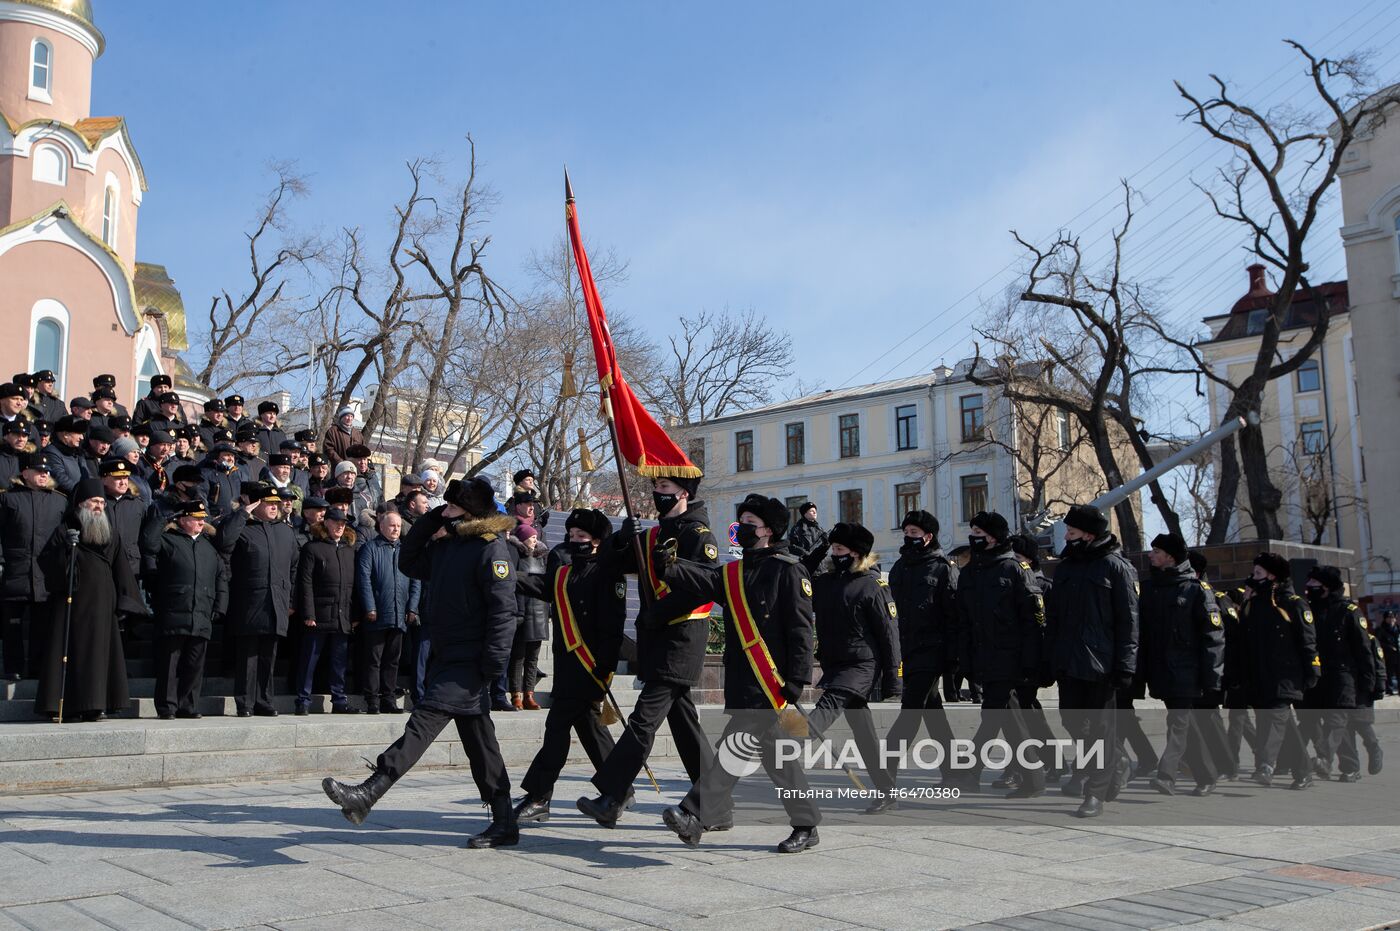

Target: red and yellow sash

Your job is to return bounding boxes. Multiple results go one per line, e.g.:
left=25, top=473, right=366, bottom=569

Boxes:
left=554, top=565, right=612, bottom=692
left=645, top=526, right=714, bottom=624
left=721, top=559, right=787, bottom=710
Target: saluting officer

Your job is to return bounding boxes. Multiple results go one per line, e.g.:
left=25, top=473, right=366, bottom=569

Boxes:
left=1300, top=565, right=1374, bottom=782
left=579, top=473, right=718, bottom=826
left=321, top=477, right=521, bottom=848
left=1241, top=552, right=1319, bottom=789
left=657, top=494, right=821, bottom=854
left=513, top=508, right=628, bottom=826
left=1140, top=533, right=1225, bottom=797
left=882, top=510, right=959, bottom=794
left=957, top=511, right=1047, bottom=798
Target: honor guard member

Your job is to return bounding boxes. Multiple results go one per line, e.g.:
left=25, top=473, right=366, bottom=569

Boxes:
left=799, top=522, right=903, bottom=811
left=1344, top=602, right=1387, bottom=776
left=579, top=472, right=719, bottom=826
left=882, top=510, right=960, bottom=794
left=656, top=494, right=821, bottom=854
left=141, top=500, right=226, bottom=719
left=956, top=511, right=1048, bottom=798
left=513, top=508, right=628, bottom=825
left=322, top=477, right=521, bottom=848
left=1193, top=551, right=1253, bottom=779
left=1139, top=533, right=1226, bottom=797
left=218, top=482, right=299, bottom=716
left=0, top=452, right=65, bottom=680
left=1300, top=565, right=1374, bottom=782
left=1046, top=504, right=1139, bottom=818
left=1241, top=551, right=1319, bottom=788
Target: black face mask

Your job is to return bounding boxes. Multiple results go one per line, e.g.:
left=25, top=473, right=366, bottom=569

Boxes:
left=1246, top=576, right=1274, bottom=594
left=968, top=536, right=988, bottom=552
left=566, top=540, right=595, bottom=557
left=1305, top=587, right=1327, bottom=606
left=832, top=554, right=855, bottom=573
left=901, top=536, right=926, bottom=554
left=735, top=523, right=761, bottom=550
left=653, top=492, right=680, bottom=516
left=1061, top=538, right=1088, bottom=558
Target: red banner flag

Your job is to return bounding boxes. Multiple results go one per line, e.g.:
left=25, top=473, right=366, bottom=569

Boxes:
left=565, top=173, right=701, bottom=478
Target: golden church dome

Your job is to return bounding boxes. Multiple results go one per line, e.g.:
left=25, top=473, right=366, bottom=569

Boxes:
left=14, top=0, right=104, bottom=54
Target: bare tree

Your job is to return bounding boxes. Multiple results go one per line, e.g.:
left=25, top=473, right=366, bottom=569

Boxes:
left=1271, top=427, right=1365, bottom=546
left=195, top=164, right=327, bottom=393
left=652, top=308, right=793, bottom=426
left=1168, top=41, right=1400, bottom=540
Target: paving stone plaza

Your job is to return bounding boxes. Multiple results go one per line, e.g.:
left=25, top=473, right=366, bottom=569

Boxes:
left=5, top=759, right=1400, bottom=930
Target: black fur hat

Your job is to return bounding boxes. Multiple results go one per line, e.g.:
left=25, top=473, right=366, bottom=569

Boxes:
left=736, top=493, right=789, bottom=538
left=565, top=507, right=613, bottom=541
left=828, top=522, right=875, bottom=558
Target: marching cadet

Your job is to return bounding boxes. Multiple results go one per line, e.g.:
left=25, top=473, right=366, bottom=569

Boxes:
left=656, top=493, right=821, bottom=854
left=957, top=511, right=1047, bottom=798
left=1241, top=552, right=1319, bottom=789
left=0, top=452, right=65, bottom=681
left=799, top=521, right=902, bottom=809
left=578, top=473, right=718, bottom=827
left=882, top=510, right=959, bottom=796
left=1345, top=604, right=1386, bottom=776
left=1192, top=551, right=1254, bottom=779
left=1300, top=566, right=1374, bottom=782
left=141, top=500, right=226, bottom=720
left=1003, top=533, right=1062, bottom=788
left=1046, top=504, right=1139, bottom=819
left=321, top=477, right=520, bottom=849
left=217, top=482, right=299, bottom=717
left=512, top=508, right=627, bottom=825
left=1140, top=533, right=1225, bottom=797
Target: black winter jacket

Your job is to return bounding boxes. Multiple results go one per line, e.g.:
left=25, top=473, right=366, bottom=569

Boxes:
left=662, top=541, right=814, bottom=710
left=505, top=534, right=549, bottom=642
left=141, top=522, right=227, bottom=638
left=957, top=545, right=1044, bottom=684
left=627, top=502, right=719, bottom=685
left=0, top=482, right=66, bottom=602
left=518, top=543, right=627, bottom=700
left=1047, top=534, right=1139, bottom=684
left=217, top=508, right=299, bottom=637
left=787, top=518, right=828, bottom=560
left=105, top=489, right=146, bottom=581
left=296, top=523, right=358, bottom=635
left=1308, top=592, right=1374, bottom=709
left=1239, top=580, right=1319, bottom=704
left=1139, top=562, right=1225, bottom=700
left=400, top=507, right=517, bottom=715
left=887, top=542, right=957, bottom=674
left=810, top=553, right=901, bottom=699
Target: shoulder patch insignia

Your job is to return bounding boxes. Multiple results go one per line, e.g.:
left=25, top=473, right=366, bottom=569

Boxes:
left=1209, top=610, right=1222, bottom=628
left=615, top=581, right=627, bottom=600
left=492, top=560, right=510, bottom=579
left=1303, top=609, right=1314, bottom=625
left=703, top=543, right=718, bottom=561
left=695, top=525, right=711, bottom=535
left=888, top=600, right=898, bottom=618
left=1347, top=601, right=1359, bottom=611
left=877, top=578, right=890, bottom=588
left=800, top=578, right=813, bottom=597
left=1133, top=581, right=1140, bottom=595
left=1202, top=581, right=1214, bottom=592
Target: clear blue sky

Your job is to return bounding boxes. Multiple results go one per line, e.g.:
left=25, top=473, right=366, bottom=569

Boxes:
left=95, top=0, right=1390, bottom=415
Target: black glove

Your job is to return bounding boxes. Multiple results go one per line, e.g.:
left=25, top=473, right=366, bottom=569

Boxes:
left=1110, top=669, right=1135, bottom=690
left=65, top=528, right=80, bottom=545
left=652, top=537, right=678, bottom=571
left=780, top=681, right=804, bottom=703
left=883, top=671, right=903, bottom=700
left=1037, top=660, right=1056, bottom=689
left=1305, top=668, right=1321, bottom=691
left=616, top=517, right=637, bottom=546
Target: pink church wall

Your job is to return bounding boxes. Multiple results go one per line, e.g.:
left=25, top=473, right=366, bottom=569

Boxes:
left=0, top=239, right=135, bottom=401
left=0, top=21, right=93, bottom=127
left=3, top=140, right=88, bottom=226
left=93, top=146, right=136, bottom=267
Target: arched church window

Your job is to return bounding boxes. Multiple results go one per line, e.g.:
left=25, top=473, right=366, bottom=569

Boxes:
left=102, top=184, right=119, bottom=247
left=32, top=144, right=67, bottom=186
left=30, top=39, right=52, bottom=101
left=31, top=315, right=65, bottom=395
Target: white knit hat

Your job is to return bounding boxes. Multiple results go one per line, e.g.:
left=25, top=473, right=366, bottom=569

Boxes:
left=334, top=460, right=358, bottom=478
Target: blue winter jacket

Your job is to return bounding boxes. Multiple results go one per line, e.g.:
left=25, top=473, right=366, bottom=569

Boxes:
left=355, top=534, right=421, bottom=632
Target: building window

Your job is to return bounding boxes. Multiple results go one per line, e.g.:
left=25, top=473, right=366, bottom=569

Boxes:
left=1057, top=411, right=1072, bottom=449
left=31, top=144, right=66, bottom=186
left=1296, top=358, right=1320, bottom=393
left=102, top=184, right=119, bottom=247
left=136, top=350, right=161, bottom=403
left=30, top=39, right=52, bottom=101
left=838, top=488, right=863, bottom=525
left=785, top=422, right=805, bottom=465
left=839, top=413, right=860, bottom=459
left=785, top=495, right=807, bottom=531
left=1300, top=421, right=1326, bottom=455
left=895, top=481, right=921, bottom=518
left=895, top=404, right=917, bottom=451
left=960, top=474, right=988, bottom=521
left=688, top=438, right=705, bottom=473
left=31, top=316, right=64, bottom=394
left=735, top=430, right=753, bottom=472
left=1246, top=308, right=1268, bottom=335
left=960, top=395, right=985, bottom=442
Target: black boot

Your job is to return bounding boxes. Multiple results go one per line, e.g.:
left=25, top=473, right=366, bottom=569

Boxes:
left=777, top=826, right=819, bottom=853
left=662, top=805, right=705, bottom=848
left=576, top=793, right=626, bottom=828
left=863, top=793, right=900, bottom=815
left=322, top=768, right=395, bottom=825
left=467, top=795, right=520, bottom=848
left=1074, top=796, right=1103, bottom=819
left=513, top=794, right=551, bottom=824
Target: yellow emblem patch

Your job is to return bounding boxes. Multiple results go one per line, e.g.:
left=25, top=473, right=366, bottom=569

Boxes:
left=1303, top=609, right=1314, bottom=625
left=492, top=560, right=510, bottom=579
left=1209, top=610, right=1222, bottom=628
left=800, top=578, right=813, bottom=597
left=704, top=543, right=718, bottom=561
left=888, top=601, right=898, bottom=618
left=615, top=581, right=627, bottom=600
